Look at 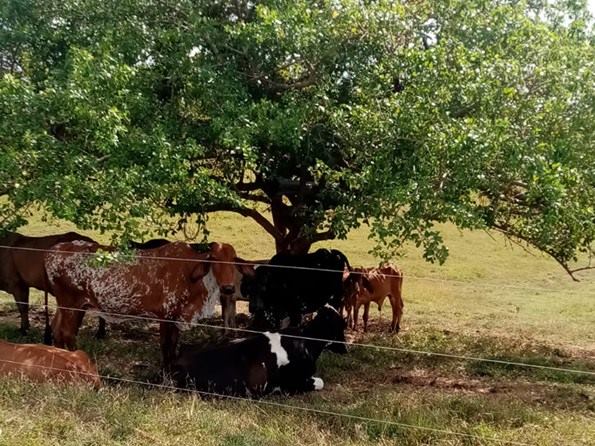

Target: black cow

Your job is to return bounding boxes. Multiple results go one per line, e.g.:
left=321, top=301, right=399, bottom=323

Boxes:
left=241, top=248, right=351, bottom=330
left=127, top=239, right=171, bottom=250
left=172, top=304, right=347, bottom=397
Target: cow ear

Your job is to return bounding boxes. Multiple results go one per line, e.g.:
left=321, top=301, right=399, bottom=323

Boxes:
left=342, top=266, right=351, bottom=281
left=191, top=261, right=210, bottom=281
left=234, top=257, right=255, bottom=277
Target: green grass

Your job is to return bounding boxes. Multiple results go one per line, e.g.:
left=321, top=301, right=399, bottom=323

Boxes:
left=0, top=212, right=594, bottom=445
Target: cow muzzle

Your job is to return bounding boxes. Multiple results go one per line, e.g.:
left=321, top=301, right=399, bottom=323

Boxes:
left=220, top=285, right=235, bottom=295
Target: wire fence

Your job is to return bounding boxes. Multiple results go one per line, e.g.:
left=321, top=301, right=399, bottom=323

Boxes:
left=1, top=244, right=593, bottom=295
left=0, top=357, right=535, bottom=446
left=0, top=242, right=593, bottom=444
left=2, top=299, right=594, bottom=377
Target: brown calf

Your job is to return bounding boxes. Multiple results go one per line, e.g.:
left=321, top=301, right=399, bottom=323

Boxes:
left=345, top=264, right=404, bottom=333
left=45, top=241, right=247, bottom=367
left=0, top=339, right=100, bottom=387
left=0, top=231, right=94, bottom=334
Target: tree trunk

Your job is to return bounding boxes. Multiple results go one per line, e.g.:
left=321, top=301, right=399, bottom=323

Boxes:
left=274, top=233, right=312, bottom=255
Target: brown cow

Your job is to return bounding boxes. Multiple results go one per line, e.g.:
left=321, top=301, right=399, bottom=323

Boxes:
left=0, top=339, right=100, bottom=387
left=95, top=240, right=249, bottom=338
left=344, top=264, right=404, bottom=333
left=45, top=240, right=249, bottom=367
left=0, top=231, right=94, bottom=334
left=197, top=242, right=256, bottom=331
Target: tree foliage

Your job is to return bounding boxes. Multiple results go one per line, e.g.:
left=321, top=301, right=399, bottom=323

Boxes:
left=1, top=0, right=594, bottom=276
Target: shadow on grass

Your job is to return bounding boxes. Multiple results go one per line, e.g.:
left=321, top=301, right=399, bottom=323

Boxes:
left=349, top=327, right=595, bottom=385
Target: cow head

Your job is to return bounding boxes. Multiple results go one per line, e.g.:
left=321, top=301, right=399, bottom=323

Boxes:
left=344, top=268, right=372, bottom=299
left=308, top=304, right=348, bottom=354
left=202, top=242, right=239, bottom=328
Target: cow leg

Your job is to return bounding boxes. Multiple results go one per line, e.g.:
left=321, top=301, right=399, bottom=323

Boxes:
left=363, top=303, right=370, bottom=332
left=220, top=295, right=236, bottom=334
left=95, top=317, right=107, bottom=339
left=344, top=302, right=353, bottom=329
left=390, top=295, right=404, bottom=333
left=13, top=285, right=30, bottom=334
left=52, top=308, right=81, bottom=350
left=159, top=321, right=180, bottom=370
left=43, top=291, right=52, bottom=345
left=353, top=303, right=360, bottom=331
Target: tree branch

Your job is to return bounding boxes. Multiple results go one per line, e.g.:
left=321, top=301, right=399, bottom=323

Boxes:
left=235, top=181, right=262, bottom=192
left=259, top=72, right=318, bottom=92
left=309, top=230, right=336, bottom=243
left=567, top=265, right=595, bottom=275
left=238, top=192, right=270, bottom=204
left=492, top=223, right=584, bottom=282
left=205, top=203, right=282, bottom=241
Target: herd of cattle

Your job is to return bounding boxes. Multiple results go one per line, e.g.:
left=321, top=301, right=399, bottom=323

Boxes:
left=0, top=231, right=404, bottom=397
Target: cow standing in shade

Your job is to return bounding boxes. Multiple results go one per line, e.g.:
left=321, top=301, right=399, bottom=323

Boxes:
left=241, top=249, right=351, bottom=330
left=45, top=241, right=247, bottom=367
left=344, top=264, right=404, bottom=333
left=0, top=231, right=94, bottom=334
left=94, top=240, right=253, bottom=338
left=172, top=304, right=347, bottom=397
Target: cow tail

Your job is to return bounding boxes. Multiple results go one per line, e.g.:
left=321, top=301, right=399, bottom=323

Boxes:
left=43, top=290, right=52, bottom=345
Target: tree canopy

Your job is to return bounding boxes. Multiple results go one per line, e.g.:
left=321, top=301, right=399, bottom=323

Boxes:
left=1, top=0, right=594, bottom=277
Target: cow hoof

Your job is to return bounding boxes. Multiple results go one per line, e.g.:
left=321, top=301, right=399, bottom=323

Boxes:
left=312, top=377, right=324, bottom=391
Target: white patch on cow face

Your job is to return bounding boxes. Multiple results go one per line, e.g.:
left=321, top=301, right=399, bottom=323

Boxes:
left=200, top=269, right=220, bottom=319
left=264, top=332, right=289, bottom=367
left=313, top=377, right=324, bottom=390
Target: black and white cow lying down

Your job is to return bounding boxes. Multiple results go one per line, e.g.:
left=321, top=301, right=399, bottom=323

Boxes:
left=172, top=305, right=347, bottom=397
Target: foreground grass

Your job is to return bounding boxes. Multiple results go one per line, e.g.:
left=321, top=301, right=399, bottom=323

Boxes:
left=0, top=212, right=594, bottom=445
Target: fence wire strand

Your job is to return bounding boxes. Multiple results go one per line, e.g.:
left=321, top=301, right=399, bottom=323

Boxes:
left=0, top=244, right=591, bottom=294
left=0, top=357, right=534, bottom=446
left=2, top=299, right=594, bottom=377
left=0, top=242, right=592, bottom=445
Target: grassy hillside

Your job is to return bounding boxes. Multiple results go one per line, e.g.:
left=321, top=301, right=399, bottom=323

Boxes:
left=0, top=212, right=594, bottom=445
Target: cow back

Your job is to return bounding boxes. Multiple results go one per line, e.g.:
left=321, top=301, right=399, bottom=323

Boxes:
left=247, top=248, right=351, bottom=328
left=45, top=241, right=211, bottom=325
left=9, top=232, right=94, bottom=291
left=0, top=340, right=100, bottom=387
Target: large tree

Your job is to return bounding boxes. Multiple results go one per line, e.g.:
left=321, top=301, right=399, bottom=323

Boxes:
left=1, top=0, right=594, bottom=277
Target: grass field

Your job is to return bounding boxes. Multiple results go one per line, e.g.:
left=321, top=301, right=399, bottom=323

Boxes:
left=0, top=212, right=594, bottom=445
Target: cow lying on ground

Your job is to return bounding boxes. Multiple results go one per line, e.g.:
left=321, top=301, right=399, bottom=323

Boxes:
left=45, top=241, right=247, bottom=367
left=0, top=231, right=94, bottom=334
left=0, top=339, right=100, bottom=387
left=172, top=304, right=347, bottom=396
left=241, top=249, right=351, bottom=330
left=344, top=264, right=404, bottom=333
